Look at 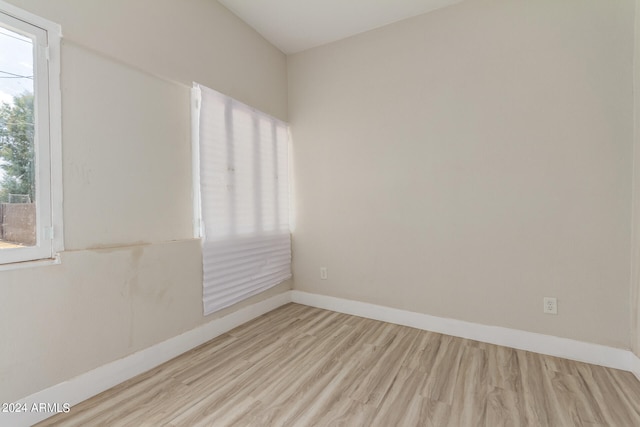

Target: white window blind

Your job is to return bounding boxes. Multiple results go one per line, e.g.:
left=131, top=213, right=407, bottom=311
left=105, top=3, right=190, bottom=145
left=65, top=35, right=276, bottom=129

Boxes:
left=192, top=84, right=291, bottom=315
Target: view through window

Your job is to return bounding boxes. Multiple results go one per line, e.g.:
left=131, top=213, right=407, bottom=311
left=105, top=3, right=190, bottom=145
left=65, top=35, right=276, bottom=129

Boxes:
left=0, top=3, right=62, bottom=266
left=0, top=23, right=35, bottom=250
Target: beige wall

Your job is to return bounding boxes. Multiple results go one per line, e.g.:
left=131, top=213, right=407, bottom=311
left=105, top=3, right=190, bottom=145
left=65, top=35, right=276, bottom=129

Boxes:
left=633, top=0, right=640, bottom=358
left=289, top=0, right=634, bottom=348
left=10, top=0, right=288, bottom=121
left=0, top=0, right=289, bottom=402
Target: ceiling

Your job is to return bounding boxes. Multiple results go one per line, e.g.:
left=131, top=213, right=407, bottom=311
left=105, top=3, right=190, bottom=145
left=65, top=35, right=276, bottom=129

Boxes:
left=218, top=0, right=463, bottom=54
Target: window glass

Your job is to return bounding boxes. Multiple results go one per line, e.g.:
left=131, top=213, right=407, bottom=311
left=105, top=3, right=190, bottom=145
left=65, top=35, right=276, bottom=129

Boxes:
left=0, top=24, right=36, bottom=249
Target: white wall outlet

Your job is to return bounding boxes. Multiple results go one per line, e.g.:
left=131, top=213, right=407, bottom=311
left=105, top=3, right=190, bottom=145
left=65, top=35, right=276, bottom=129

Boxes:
left=543, top=297, right=557, bottom=315
left=320, top=267, right=328, bottom=280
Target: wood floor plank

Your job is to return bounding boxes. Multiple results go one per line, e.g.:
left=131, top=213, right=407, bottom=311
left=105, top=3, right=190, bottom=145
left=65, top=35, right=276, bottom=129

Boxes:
left=370, top=367, right=427, bottom=427
left=251, top=326, right=374, bottom=425
left=348, top=326, right=419, bottom=406
left=446, top=346, right=487, bottom=427
left=311, top=398, right=377, bottom=427
left=35, top=303, right=640, bottom=427
left=588, top=366, right=640, bottom=426
left=401, top=330, right=442, bottom=372
left=422, top=398, right=453, bottom=427
left=518, top=349, right=570, bottom=426
left=485, top=386, right=526, bottom=427
left=486, top=343, right=522, bottom=392
left=551, top=370, right=606, bottom=426
left=419, top=334, right=464, bottom=404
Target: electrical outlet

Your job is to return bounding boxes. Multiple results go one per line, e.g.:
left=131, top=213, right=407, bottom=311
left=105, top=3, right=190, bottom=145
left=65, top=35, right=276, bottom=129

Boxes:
left=543, top=297, right=557, bottom=315
left=320, top=267, right=328, bottom=280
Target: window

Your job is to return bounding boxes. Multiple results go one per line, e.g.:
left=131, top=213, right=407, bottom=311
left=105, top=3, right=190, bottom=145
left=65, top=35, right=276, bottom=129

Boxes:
left=192, top=84, right=291, bottom=315
left=0, top=1, right=62, bottom=267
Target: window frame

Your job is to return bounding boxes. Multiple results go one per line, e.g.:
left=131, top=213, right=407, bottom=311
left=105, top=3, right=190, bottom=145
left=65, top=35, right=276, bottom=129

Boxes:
left=0, top=0, right=62, bottom=268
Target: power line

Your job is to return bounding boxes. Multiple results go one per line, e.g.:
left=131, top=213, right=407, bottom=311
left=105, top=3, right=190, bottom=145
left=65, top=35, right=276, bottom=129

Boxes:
left=0, top=70, right=32, bottom=79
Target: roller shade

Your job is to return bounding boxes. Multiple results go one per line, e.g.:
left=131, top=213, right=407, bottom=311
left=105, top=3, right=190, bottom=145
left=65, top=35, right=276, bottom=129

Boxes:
left=193, top=84, right=291, bottom=315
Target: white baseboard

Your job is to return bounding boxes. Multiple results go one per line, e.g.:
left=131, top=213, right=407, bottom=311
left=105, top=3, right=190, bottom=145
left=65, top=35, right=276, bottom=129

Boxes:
left=631, top=353, right=640, bottom=382
left=291, top=290, right=635, bottom=373
left=5, top=291, right=292, bottom=427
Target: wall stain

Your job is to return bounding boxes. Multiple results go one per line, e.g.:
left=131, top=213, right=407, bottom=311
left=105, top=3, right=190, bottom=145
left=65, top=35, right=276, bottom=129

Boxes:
left=126, top=245, right=144, bottom=349
left=85, top=241, right=151, bottom=253
left=122, top=245, right=174, bottom=348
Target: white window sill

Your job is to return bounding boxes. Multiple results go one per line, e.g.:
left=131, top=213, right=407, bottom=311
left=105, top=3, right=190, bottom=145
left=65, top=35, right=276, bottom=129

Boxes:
left=0, top=253, right=61, bottom=272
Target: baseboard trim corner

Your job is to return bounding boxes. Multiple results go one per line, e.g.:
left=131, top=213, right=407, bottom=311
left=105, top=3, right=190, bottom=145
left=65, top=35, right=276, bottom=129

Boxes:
left=290, top=290, right=634, bottom=373
left=6, top=291, right=292, bottom=427
left=631, top=352, right=640, bottom=382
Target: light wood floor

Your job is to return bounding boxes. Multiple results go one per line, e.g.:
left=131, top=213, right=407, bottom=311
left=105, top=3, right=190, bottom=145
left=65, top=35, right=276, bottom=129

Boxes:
left=37, top=303, right=640, bottom=426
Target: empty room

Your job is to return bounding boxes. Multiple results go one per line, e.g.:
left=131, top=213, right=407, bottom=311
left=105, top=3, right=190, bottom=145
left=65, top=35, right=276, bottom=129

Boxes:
left=2, top=0, right=640, bottom=425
